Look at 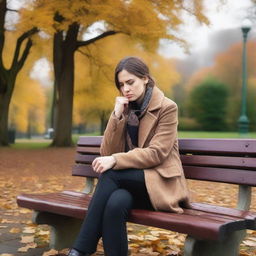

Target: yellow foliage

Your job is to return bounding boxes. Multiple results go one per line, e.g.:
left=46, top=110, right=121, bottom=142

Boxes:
left=9, top=64, right=47, bottom=133
left=19, top=0, right=210, bottom=51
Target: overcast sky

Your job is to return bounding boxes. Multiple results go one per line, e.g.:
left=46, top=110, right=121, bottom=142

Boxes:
left=159, top=0, right=254, bottom=58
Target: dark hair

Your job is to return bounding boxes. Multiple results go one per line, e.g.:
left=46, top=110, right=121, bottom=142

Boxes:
left=114, top=56, right=155, bottom=90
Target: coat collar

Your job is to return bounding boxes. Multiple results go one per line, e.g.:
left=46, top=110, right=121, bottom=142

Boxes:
left=138, top=86, right=164, bottom=147
left=147, top=86, right=164, bottom=112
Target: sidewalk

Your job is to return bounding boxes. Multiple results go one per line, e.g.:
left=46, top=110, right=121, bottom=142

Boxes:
left=0, top=209, right=50, bottom=256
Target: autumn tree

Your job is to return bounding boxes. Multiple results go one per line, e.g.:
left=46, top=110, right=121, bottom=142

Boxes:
left=9, top=62, right=47, bottom=138
left=0, top=0, right=39, bottom=146
left=20, top=0, right=211, bottom=146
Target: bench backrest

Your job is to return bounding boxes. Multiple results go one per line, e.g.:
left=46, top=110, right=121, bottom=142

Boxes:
left=73, top=136, right=256, bottom=186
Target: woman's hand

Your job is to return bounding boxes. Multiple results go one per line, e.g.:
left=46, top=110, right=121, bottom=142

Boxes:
left=92, top=156, right=116, bottom=173
left=114, top=96, right=129, bottom=119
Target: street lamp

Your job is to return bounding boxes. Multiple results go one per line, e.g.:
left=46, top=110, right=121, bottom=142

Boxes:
left=238, top=18, right=252, bottom=135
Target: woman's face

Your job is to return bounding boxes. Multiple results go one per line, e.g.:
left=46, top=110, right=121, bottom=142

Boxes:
left=118, top=69, right=148, bottom=102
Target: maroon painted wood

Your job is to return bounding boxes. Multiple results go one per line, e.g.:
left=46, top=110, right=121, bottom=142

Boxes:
left=183, top=166, right=256, bottom=186
left=178, top=139, right=256, bottom=156
left=76, top=147, right=100, bottom=154
left=180, top=155, right=256, bottom=170
left=72, top=164, right=100, bottom=178
left=77, top=136, right=102, bottom=147
left=17, top=191, right=256, bottom=241
left=75, top=154, right=98, bottom=164
left=77, top=136, right=256, bottom=155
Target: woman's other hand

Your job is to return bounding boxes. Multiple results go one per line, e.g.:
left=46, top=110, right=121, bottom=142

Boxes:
left=92, top=156, right=116, bottom=173
left=114, top=97, right=129, bottom=119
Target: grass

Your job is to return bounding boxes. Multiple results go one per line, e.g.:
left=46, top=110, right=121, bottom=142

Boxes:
left=178, top=131, right=256, bottom=139
left=5, top=131, right=256, bottom=150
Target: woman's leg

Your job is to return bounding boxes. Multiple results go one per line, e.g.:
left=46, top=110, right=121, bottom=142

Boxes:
left=101, top=169, right=153, bottom=256
left=73, top=170, right=120, bottom=254
left=102, top=189, right=133, bottom=256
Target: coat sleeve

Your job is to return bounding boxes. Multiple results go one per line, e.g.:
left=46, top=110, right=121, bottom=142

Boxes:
left=100, top=112, right=126, bottom=156
left=112, top=102, right=178, bottom=170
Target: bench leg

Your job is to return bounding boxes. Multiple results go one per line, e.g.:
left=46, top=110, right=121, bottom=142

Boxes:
left=183, top=230, right=246, bottom=256
left=32, top=211, right=82, bottom=250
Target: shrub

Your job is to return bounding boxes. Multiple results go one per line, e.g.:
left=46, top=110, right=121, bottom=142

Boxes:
left=188, top=77, right=229, bottom=131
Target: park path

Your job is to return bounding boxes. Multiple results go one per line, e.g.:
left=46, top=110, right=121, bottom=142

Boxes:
left=0, top=147, right=255, bottom=256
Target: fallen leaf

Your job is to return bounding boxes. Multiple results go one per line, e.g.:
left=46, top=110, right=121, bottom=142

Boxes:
left=23, top=226, right=36, bottom=234
left=42, top=249, right=59, bottom=256
left=38, top=230, right=50, bottom=236
left=9, top=227, right=21, bottom=233
left=20, top=235, right=34, bottom=243
left=243, top=240, right=256, bottom=247
left=128, top=234, right=144, bottom=241
left=19, top=209, right=31, bottom=214
left=17, top=242, right=37, bottom=252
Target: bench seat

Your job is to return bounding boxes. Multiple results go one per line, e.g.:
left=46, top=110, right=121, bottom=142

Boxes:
left=17, top=190, right=256, bottom=241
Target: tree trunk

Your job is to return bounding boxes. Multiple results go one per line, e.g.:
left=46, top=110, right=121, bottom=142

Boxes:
left=0, top=88, right=11, bottom=145
left=0, top=73, right=15, bottom=145
left=100, top=111, right=109, bottom=135
left=0, top=0, right=37, bottom=146
left=51, top=23, right=79, bottom=147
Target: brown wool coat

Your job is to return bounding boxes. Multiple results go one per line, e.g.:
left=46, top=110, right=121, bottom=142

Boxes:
left=100, top=86, right=190, bottom=213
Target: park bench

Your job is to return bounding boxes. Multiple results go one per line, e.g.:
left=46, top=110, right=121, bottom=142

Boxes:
left=17, top=136, right=256, bottom=256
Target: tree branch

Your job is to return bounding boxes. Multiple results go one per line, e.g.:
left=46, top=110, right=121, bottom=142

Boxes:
left=11, top=27, right=38, bottom=70
left=16, top=38, right=33, bottom=72
left=76, top=30, right=119, bottom=49
left=0, top=0, right=7, bottom=72
left=6, top=8, right=18, bottom=12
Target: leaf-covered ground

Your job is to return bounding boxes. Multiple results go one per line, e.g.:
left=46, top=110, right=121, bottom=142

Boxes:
left=0, top=147, right=255, bottom=256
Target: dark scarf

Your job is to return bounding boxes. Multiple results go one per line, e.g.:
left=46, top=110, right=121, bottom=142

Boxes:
left=125, top=86, right=153, bottom=151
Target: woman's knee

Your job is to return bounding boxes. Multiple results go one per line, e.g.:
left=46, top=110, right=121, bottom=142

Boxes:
left=104, top=189, right=133, bottom=217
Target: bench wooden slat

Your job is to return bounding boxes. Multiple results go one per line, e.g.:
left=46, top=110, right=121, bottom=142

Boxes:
left=179, top=139, right=256, bottom=156
left=76, top=146, right=100, bottom=154
left=72, top=163, right=256, bottom=186
left=183, top=166, right=256, bottom=186
left=78, top=136, right=102, bottom=146
left=77, top=137, right=256, bottom=156
left=75, top=154, right=98, bottom=164
left=180, top=155, right=256, bottom=170
left=76, top=154, right=256, bottom=171
left=72, top=164, right=100, bottom=178
left=190, top=203, right=256, bottom=229
left=17, top=191, right=253, bottom=241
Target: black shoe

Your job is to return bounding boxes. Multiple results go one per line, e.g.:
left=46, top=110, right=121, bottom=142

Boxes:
left=68, top=248, right=90, bottom=256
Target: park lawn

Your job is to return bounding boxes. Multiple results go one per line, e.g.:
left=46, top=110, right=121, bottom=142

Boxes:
left=178, top=131, right=256, bottom=139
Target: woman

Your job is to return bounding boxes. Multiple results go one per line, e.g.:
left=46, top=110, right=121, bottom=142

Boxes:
left=68, top=56, right=190, bottom=256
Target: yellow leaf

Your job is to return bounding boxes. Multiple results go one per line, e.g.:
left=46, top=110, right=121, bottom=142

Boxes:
left=20, top=235, right=34, bottom=243
left=9, top=227, right=21, bottom=233
left=243, top=240, right=256, bottom=247
left=23, top=226, right=36, bottom=234
left=38, top=230, right=50, bottom=236
left=42, top=249, right=59, bottom=256
left=19, top=209, right=31, bottom=214
left=17, top=243, right=37, bottom=252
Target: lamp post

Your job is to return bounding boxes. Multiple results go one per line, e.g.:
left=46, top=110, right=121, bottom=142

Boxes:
left=238, top=18, right=252, bottom=135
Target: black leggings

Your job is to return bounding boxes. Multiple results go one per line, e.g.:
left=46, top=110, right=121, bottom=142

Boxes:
left=73, top=168, right=154, bottom=256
